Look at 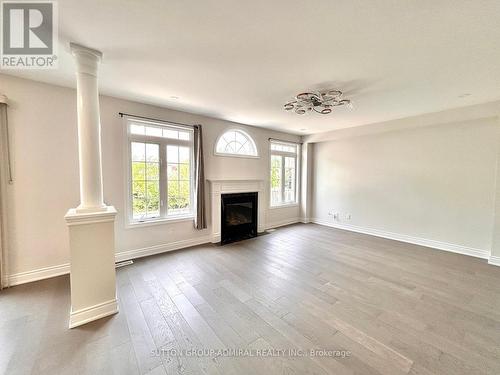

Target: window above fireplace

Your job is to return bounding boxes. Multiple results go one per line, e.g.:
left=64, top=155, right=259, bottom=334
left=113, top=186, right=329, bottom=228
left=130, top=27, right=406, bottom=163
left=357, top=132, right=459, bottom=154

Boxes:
left=215, top=129, right=259, bottom=158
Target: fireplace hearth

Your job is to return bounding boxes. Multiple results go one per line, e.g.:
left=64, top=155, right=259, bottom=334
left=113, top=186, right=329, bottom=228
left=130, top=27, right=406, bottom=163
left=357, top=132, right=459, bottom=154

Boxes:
left=221, top=192, right=258, bottom=244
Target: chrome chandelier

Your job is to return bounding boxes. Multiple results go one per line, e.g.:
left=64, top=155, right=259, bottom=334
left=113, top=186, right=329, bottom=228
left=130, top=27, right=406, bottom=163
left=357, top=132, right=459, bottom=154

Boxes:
left=284, top=90, right=352, bottom=115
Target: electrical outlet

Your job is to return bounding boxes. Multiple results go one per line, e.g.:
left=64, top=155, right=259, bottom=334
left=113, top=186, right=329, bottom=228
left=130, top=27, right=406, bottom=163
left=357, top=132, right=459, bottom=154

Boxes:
left=346, top=213, right=352, bottom=220
left=328, top=211, right=339, bottom=220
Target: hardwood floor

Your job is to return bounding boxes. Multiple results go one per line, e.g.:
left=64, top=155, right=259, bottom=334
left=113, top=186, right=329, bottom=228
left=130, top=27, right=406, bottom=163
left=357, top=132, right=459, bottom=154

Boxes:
left=1, top=223, right=500, bottom=374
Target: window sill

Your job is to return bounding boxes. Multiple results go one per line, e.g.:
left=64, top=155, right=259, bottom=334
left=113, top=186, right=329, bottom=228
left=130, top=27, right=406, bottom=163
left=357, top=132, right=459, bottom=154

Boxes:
left=214, top=152, right=260, bottom=159
left=126, top=215, right=194, bottom=229
left=269, top=203, right=299, bottom=210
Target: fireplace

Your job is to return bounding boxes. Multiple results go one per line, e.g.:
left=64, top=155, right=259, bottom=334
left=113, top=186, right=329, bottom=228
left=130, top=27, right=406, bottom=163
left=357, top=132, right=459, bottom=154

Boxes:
left=221, top=192, right=258, bottom=244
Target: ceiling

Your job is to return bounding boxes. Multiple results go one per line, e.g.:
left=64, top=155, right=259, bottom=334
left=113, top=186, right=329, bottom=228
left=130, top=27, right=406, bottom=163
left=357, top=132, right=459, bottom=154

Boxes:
left=4, top=0, right=500, bottom=135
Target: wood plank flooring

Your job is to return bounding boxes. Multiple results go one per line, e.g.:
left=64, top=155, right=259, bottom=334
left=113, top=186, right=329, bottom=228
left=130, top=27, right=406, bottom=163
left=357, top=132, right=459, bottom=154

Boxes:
left=1, top=223, right=500, bottom=374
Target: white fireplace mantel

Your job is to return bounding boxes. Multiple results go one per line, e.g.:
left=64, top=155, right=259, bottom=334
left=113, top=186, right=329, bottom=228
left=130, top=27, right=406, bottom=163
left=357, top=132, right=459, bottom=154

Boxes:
left=208, top=179, right=266, bottom=243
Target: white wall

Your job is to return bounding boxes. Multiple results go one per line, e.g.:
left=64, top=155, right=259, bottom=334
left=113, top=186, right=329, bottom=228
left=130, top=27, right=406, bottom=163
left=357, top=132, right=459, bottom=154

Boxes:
left=311, top=116, right=499, bottom=255
left=0, top=74, right=300, bottom=279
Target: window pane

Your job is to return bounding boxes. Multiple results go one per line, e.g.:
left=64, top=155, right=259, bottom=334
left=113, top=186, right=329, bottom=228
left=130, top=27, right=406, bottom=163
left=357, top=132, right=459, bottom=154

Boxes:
left=235, top=132, right=247, bottom=145
left=179, top=181, right=190, bottom=200
left=167, top=145, right=179, bottom=163
left=179, top=181, right=190, bottom=209
left=146, top=144, right=159, bottom=162
left=132, top=180, right=146, bottom=220
left=132, top=162, right=145, bottom=180
left=132, top=181, right=146, bottom=200
left=168, top=196, right=179, bottom=210
left=131, top=141, right=160, bottom=220
left=271, top=154, right=281, bottom=169
left=178, top=131, right=190, bottom=140
left=179, top=147, right=190, bottom=163
left=130, top=124, right=145, bottom=135
left=131, top=142, right=145, bottom=161
left=271, top=155, right=282, bottom=205
left=271, top=142, right=297, bottom=153
left=284, top=156, right=296, bottom=203
left=133, top=198, right=146, bottom=219
left=168, top=180, right=179, bottom=198
left=163, top=129, right=179, bottom=139
left=146, top=162, right=159, bottom=180
left=167, top=164, right=178, bottom=180
left=179, top=164, right=190, bottom=180
left=145, top=125, right=163, bottom=137
left=146, top=180, right=160, bottom=217
left=225, top=142, right=237, bottom=153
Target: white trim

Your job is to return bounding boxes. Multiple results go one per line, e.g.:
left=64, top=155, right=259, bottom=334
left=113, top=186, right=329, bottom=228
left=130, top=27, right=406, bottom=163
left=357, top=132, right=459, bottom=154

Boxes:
left=115, top=235, right=211, bottom=262
left=268, top=203, right=299, bottom=210
left=300, top=217, right=311, bottom=224
left=488, top=255, right=500, bottom=267
left=266, top=217, right=299, bottom=230
left=8, top=263, right=71, bottom=286
left=65, top=206, right=117, bottom=226
left=7, top=236, right=212, bottom=286
left=69, top=299, right=118, bottom=329
left=312, top=218, right=490, bottom=259
left=124, top=214, right=194, bottom=229
left=213, top=152, right=260, bottom=159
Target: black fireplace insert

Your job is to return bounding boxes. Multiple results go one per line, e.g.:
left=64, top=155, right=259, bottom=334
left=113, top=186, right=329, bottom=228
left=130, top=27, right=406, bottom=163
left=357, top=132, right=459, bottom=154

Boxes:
left=221, top=192, right=258, bottom=244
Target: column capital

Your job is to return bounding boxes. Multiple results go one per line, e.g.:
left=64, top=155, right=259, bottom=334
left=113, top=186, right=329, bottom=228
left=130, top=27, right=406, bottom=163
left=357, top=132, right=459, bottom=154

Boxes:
left=70, top=43, right=102, bottom=76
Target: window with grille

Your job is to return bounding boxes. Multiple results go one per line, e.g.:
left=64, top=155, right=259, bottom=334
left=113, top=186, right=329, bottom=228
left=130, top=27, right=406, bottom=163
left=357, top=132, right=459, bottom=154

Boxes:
left=126, top=118, right=194, bottom=223
left=270, top=140, right=299, bottom=206
left=215, top=129, right=258, bottom=157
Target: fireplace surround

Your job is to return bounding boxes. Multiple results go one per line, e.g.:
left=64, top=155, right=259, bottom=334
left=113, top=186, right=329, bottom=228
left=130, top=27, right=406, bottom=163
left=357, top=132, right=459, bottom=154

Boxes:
left=208, top=180, right=265, bottom=243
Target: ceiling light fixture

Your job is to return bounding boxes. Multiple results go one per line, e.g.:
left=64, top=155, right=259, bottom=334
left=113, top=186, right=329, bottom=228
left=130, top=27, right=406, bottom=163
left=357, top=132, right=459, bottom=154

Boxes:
left=284, top=89, right=352, bottom=115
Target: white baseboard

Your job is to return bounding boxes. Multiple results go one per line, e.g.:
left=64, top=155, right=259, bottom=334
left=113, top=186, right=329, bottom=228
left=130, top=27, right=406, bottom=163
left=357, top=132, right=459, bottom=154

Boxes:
left=7, top=235, right=212, bottom=287
left=115, top=235, right=212, bottom=263
left=265, top=217, right=300, bottom=230
left=8, top=263, right=71, bottom=286
left=300, top=217, right=311, bottom=224
left=69, top=299, right=118, bottom=329
left=488, top=255, right=500, bottom=267
left=312, top=218, right=489, bottom=260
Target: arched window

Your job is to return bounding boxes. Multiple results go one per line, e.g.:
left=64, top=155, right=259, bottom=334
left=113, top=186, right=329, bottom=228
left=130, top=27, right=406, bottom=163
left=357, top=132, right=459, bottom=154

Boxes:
left=215, top=129, right=258, bottom=157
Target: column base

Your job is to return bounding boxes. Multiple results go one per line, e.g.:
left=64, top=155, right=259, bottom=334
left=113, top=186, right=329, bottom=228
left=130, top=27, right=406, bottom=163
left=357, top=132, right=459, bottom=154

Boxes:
left=65, top=205, right=118, bottom=329
left=488, top=255, right=500, bottom=267
left=69, top=299, right=118, bottom=329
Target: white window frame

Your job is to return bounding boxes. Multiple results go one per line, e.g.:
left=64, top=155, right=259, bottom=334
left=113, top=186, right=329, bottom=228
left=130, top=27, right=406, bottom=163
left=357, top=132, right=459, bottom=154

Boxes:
left=124, top=117, right=195, bottom=227
left=269, top=139, right=300, bottom=208
left=214, top=128, right=259, bottom=158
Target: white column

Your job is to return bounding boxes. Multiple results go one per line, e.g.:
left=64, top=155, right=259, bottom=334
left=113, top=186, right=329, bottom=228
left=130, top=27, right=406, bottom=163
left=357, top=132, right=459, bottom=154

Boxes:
left=71, top=43, right=106, bottom=212
left=65, top=43, right=118, bottom=328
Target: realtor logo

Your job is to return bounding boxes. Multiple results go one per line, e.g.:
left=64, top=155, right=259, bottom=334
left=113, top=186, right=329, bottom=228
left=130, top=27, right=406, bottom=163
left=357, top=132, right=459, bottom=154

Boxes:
left=1, top=1, right=58, bottom=69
